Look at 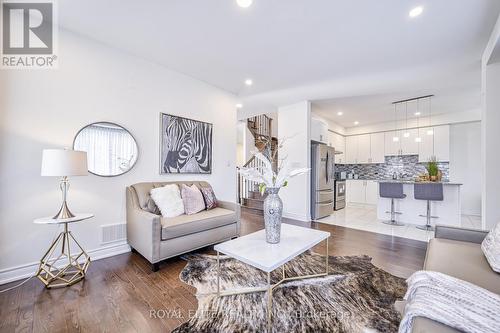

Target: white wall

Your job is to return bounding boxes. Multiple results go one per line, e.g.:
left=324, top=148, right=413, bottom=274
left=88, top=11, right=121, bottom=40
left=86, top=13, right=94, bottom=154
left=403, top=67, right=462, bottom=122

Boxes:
left=278, top=101, right=311, bottom=221
left=482, top=13, right=500, bottom=230
left=0, top=30, right=237, bottom=283
left=449, top=122, right=482, bottom=216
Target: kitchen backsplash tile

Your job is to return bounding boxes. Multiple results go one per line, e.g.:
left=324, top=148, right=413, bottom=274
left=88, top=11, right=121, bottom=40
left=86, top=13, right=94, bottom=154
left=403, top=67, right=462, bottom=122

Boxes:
left=336, top=155, right=449, bottom=181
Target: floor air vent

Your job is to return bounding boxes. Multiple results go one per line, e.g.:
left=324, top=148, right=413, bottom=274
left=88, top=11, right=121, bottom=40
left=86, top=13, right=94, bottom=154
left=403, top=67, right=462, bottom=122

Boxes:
left=101, top=223, right=127, bottom=244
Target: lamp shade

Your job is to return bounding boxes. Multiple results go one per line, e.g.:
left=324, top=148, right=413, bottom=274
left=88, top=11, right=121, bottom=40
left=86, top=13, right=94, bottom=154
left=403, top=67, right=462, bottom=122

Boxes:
left=41, top=149, right=88, bottom=176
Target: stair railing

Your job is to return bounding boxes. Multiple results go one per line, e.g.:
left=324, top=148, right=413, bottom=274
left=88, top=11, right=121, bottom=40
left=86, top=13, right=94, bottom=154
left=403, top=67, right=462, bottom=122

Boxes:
left=237, top=155, right=265, bottom=204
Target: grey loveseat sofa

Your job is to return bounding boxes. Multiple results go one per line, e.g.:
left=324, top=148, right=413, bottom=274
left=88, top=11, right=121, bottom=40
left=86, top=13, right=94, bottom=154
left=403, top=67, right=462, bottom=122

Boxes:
left=399, top=225, right=500, bottom=333
left=126, top=181, right=240, bottom=271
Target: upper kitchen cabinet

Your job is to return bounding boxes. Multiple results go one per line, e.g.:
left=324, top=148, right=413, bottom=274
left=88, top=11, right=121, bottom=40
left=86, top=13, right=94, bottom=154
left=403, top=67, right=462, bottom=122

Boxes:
left=433, top=125, right=450, bottom=162
left=418, top=125, right=450, bottom=162
left=357, top=134, right=371, bottom=164
left=329, top=131, right=346, bottom=164
left=346, top=133, right=383, bottom=164
left=311, top=118, right=329, bottom=144
left=384, top=131, right=401, bottom=156
left=345, top=135, right=358, bottom=164
left=370, top=132, right=385, bottom=163
left=400, top=128, right=419, bottom=155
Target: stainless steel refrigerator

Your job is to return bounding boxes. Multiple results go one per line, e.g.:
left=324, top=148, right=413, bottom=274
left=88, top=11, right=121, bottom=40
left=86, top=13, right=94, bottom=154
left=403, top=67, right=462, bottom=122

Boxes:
left=311, top=143, right=335, bottom=219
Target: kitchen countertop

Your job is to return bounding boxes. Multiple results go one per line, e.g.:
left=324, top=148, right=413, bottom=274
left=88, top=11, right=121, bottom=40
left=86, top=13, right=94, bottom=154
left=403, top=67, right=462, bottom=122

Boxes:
left=346, top=178, right=463, bottom=185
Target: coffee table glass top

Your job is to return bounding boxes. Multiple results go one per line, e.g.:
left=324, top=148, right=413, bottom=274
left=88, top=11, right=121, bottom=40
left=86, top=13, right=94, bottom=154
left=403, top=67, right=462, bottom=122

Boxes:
left=214, top=223, right=330, bottom=272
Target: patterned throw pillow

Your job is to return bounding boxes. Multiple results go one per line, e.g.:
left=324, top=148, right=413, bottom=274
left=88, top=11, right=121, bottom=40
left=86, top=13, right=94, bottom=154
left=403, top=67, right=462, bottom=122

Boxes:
left=199, top=186, right=218, bottom=210
left=150, top=184, right=185, bottom=218
left=145, top=197, right=161, bottom=215
left=481, top=221, right=500, bottom=273
left=180, top=184, right=206, bottom=215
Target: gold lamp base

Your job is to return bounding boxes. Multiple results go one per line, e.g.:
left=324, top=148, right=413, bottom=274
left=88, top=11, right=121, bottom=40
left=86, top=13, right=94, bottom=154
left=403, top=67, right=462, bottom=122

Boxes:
left=53, top=176, right=75, bottom=220
left=36, top=223, right=90, bottom=288
left=53, top=201, right=75, bottom=219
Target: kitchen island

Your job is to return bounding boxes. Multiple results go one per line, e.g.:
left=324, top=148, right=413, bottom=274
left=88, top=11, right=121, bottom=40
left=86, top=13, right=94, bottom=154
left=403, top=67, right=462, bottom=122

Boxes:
left=376, top=181, right=462, bottom=227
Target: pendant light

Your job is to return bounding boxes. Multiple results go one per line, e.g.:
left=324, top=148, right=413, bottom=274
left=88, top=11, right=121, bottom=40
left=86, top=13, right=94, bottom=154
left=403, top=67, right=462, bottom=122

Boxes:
left=415, top=99, right=422, bottom=143
left=392, top=103, right=399, bottom=142
left=403, top=101, right=410, bottom=138
left=426, top=96, right=434, bottom=135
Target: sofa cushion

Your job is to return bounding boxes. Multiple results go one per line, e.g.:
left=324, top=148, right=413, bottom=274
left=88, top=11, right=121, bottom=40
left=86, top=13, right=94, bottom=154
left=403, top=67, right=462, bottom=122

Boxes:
left=481, top=221, right=500, bottom=273
left=161, top=208, right=236, bottom=240
left=180, top=184, right=206, bottom=215
left=424, top=238, right=500, bottom=294
left=151, top=184, right=185, bottom=218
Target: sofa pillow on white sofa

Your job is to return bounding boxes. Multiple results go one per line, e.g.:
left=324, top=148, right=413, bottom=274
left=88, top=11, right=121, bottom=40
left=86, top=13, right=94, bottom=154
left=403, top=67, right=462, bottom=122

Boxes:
left=150, top=184, right=185, bottom=218
left=482, top=221, right=500, bottom=273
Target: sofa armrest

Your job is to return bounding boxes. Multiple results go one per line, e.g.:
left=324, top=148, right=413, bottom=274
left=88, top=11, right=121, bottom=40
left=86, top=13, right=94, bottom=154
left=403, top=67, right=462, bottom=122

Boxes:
left=126, top=187, right=161, bottom=263
left=218, top=200, right=241, bottom=236
left=434, top=225, right=488, bottom=244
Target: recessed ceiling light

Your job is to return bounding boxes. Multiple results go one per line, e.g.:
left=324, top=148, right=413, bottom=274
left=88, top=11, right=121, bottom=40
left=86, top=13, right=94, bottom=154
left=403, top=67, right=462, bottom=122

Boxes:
left=409, top=6, right=423, bottom=18
left=337, top=111, right=343, bottom=116
left=236, top=103, right=243, bottom=109
left=414, top=112, right=421, bottom=116
left=244, top=79, right=253, bottom=86
left=354, top=121, right=359, bottom=125
left=236, top=0, right=253, bottom=8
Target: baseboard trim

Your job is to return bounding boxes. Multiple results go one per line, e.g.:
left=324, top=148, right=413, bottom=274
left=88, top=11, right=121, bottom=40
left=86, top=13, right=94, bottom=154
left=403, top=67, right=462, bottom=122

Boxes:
left=282, top=212, right=310, bottom=222
left=0, top=241, right=131, bottom=285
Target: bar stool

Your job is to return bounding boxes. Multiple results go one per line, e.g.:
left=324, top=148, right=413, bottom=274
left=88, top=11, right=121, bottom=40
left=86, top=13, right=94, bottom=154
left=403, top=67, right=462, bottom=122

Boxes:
left=379, top=182, right=406, bottom=226
left=414, top=183, right=444, bottom=231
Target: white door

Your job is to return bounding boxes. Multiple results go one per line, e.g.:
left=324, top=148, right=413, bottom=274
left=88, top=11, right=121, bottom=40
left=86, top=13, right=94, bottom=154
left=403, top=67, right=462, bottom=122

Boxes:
left=433, top=125, right=450, bottom=162
left=348, top=180, right=366, bottom=204
left=365, top=181, right=379, bottom=205
left=370, top=133, right=385, bottom=163
left=385, top=131, right=401, bottom=156
left=418, top=127, right=434, bottom=162
left=401, top=128, right=419, bottom=155
left=357, top=134, right=371, bottom=164
left=345, top=136, right=358, bottom=164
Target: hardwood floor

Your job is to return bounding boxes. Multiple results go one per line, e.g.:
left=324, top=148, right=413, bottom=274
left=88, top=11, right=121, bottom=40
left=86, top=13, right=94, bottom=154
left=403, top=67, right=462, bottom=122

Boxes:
left=0, top=212, right=426, bottom=333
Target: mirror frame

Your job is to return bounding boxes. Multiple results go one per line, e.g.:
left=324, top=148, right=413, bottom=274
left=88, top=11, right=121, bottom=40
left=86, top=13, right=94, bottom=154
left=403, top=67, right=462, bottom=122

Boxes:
left=73, top=121, right=139, bottom=177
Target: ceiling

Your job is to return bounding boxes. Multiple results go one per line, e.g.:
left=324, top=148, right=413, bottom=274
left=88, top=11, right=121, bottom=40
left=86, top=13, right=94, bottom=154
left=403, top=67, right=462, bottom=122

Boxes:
left=312, top=86, right=481, bottom=128
left=58, top=0, right=500, bottom=97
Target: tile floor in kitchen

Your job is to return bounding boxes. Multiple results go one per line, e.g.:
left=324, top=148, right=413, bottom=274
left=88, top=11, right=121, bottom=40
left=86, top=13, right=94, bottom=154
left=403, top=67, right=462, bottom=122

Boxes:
left=315, top=204, right=482, bottom=242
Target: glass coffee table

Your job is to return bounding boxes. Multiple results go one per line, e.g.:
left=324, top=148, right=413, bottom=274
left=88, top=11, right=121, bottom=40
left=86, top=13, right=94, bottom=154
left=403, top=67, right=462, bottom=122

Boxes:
left=214, top=223, right=330, bottom=327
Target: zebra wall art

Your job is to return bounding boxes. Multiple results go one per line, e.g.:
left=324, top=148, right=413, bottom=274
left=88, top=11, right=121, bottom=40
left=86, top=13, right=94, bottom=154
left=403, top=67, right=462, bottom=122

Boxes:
left=160, top=113, right=213, bottom=174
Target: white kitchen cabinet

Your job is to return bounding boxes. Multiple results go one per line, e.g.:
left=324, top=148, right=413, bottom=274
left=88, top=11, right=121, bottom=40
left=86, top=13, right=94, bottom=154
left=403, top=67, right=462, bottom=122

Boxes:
left=418, top=127, right=434, bottom=162
left=370, top=133, right=385, bottom=163
left=401, top=128, right=419, bottom=155
left=346, top=180, right=379, bottom=205
left=345, top=136, right=358, bottom=164
left=347, top=180, right=365, bottom=204
left=329, top=132, right=346, bottom=164
left=357, top=134, right=371, bottom=164
left=384, top=131, right=401, bottom=156
left=365, top=181, right=379, bottom=205
left=418, top=125, right=450, bottom=162
left=433, top=125, right=450, bottom=162
left=310, top=118, right=329, bottom=144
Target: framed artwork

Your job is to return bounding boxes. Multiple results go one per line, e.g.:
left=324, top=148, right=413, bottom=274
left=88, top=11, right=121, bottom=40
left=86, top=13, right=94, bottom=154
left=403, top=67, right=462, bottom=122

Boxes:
left=160, top=113, right=213, bottom=174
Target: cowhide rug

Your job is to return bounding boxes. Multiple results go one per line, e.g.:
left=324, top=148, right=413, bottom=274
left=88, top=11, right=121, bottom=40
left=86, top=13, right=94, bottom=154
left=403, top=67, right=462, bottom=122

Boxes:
left=173, top=251, right=406, bottom=333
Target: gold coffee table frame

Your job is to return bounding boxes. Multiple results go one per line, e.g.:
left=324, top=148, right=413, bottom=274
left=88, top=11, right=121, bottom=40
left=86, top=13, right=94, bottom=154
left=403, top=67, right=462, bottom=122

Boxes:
left=215, top=237, right=329, bottom=327
left=34, top=214, right=93, bottom=288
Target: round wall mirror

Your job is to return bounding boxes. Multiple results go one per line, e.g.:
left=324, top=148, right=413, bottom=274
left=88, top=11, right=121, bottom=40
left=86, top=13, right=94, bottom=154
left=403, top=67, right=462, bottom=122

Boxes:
left=73, top=122, right=138, bottom=177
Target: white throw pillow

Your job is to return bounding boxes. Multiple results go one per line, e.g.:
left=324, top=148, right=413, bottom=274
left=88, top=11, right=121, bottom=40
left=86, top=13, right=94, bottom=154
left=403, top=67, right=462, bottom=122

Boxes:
left=481, top=221, right=500, bottom=273
left=150, top=184, right=185, bottom=218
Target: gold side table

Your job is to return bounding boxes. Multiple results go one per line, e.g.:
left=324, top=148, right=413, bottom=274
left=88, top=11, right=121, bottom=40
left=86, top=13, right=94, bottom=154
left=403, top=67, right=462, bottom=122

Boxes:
left=34, top=213, right=94, bottom=288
